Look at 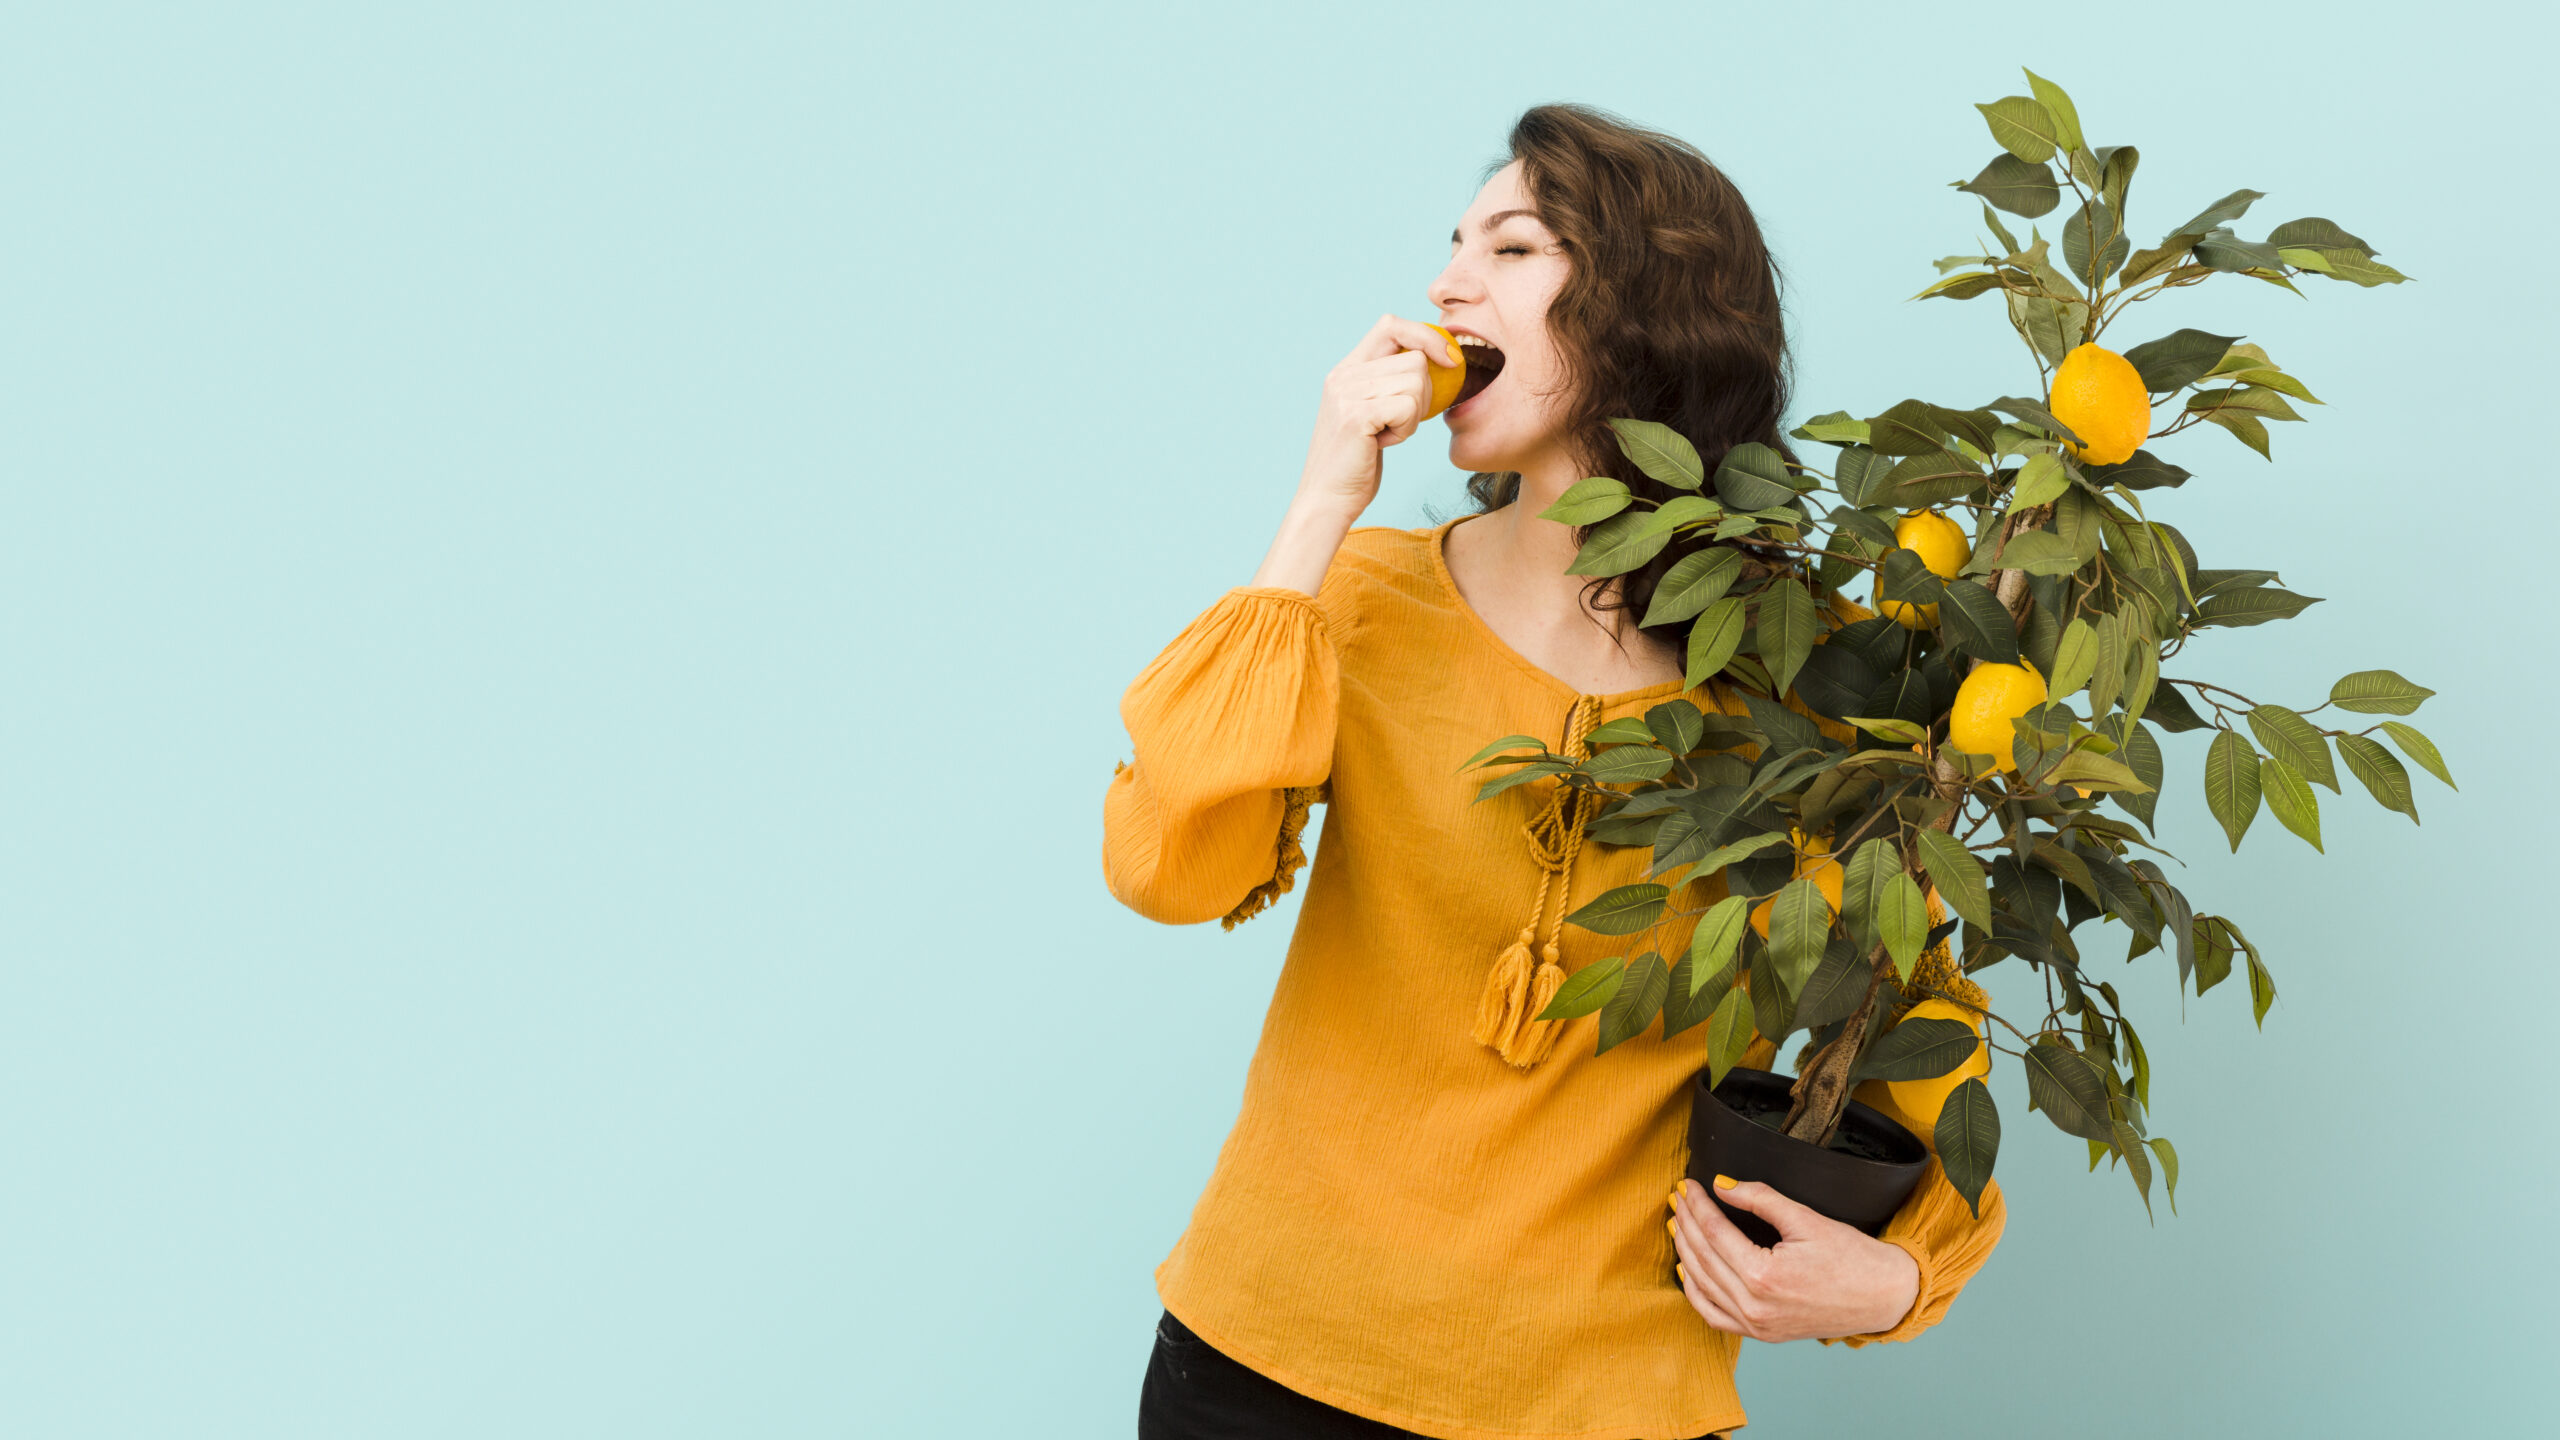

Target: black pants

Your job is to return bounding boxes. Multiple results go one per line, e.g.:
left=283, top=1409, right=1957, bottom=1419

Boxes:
left=1138, top=1308, right=1726, bottom=1440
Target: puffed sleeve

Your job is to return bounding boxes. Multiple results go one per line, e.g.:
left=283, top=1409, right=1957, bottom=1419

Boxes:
left=1102, top=585, right=1340, bottom=928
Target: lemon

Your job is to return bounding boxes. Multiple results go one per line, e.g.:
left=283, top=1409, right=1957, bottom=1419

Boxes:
left=1947, top=661, right=2047, bottom=774
left=2047, top=343, right=2149, bottom=467
left=1749, top=833, right=1846, bottom=939
left=1418, top=324, right=1467, bottom=420
left=1874, top=509, right=1968, bottom=631
left=1883, top=998, right=1991, bottom=1128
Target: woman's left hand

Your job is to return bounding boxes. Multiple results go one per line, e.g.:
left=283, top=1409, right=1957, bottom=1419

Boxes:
left=1667, top=1176, right=1920, bottom=1343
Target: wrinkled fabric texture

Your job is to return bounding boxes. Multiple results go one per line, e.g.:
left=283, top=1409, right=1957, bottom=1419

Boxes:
left=1103, top=516, right=2007, bottom=1440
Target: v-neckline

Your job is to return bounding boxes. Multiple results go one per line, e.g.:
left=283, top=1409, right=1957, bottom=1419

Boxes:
left=1426, top=513, right=1693, bottom=707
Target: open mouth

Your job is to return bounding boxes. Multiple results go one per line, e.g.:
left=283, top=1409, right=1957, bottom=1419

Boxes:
left=1452, top=334, right=1506, bottom=407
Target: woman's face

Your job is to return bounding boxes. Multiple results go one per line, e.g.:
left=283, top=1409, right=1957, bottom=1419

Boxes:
left=1430, top=160, right=1575, bottom=479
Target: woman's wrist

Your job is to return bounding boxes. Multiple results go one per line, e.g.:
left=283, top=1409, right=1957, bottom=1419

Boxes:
left=1251, top=499, right=1359, bottom=596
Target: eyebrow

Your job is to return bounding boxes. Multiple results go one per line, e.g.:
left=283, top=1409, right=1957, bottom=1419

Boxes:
left=1451, top=208, right=1542, bottom=243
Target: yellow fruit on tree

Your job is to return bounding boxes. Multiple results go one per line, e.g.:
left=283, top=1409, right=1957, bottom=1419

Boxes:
left=2046, top=343, right=2149, bottom=467
left=1417, top=324, right=1468, bottom=420
left=1883, top=998, right=1991, bottom=1128
left=1874, top=509, right=1968, bottom=630
left=1947, top=660, right=2047, bottom=774
left=1748, top=839, right=1845, bottom=939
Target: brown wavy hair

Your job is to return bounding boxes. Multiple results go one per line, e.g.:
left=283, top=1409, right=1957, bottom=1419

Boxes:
left=1463, top=102, right=1798, bottom=659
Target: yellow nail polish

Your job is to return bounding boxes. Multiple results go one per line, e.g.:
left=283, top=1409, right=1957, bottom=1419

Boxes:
left=1668, top=1186, right=1683, bottom=1209
left=1666, top=1217, right=1677, bottom=1234
left=1676, top=1261, right=1687, bottom=1284
left=1714, top=1174, right=1738, bottom=1190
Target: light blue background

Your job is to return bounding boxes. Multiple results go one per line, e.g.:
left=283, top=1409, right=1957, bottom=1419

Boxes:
left=5, top=4, right=2550, bottom=1436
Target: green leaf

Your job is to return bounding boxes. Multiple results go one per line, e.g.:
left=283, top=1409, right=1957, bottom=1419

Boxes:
left=2060, top=198, right=2128, bottom=289
left=1981, top=204, right=2021, bottom=255
left=1598, top=951, right=1670, bottom=1054
left=2050, top=618, right=2099, bottom=696
left=1988, top=530, right=2084, bottom=577
left=2110, top=718, right=2164, bottom=830
left=1457, top=734, right=1548, bottom=773
left=1762, top=581, right=1820, bottom=699
left=2300, top=250, right=2410, bottom=287
left=2267, top=217, right=2371, bottom=252
left=1586, top=717, right=1657, bottom=746
left=1747, top=944, right=1796, bottom=1042
left=1607, top=418, right=1705, bottom=490
left=1845, top=715, right=1930, bottom=746
left=2024, top=1037, right=2114, bottom=1142
left=2047, top=749, right=2148, bottom=793
left=2200, top=408, right=2273, bottom=460
left=1937, top=1078, right=2001, bottom=1217
left=1987, top=395, right=2084, bottom=449
left=1680, top=833, right=1795, bottom=892
left=2246, top=705, right=2339, bottom=792
left=2259, top=756, right=2323, bottom=852
left=2203, top=730, right=2263, bottom=852
left=1685, top=598, right=1748, bottom=689
left=1564, top=883, right=1670, bottom=936
left=1687, top=895, right=1754, bottom=994
left=1917, top=830, right=1994, bottom=931
left=1642, top=547, right=1745, bottom=627
left=2189, top=386, right=2305, bottom=423
left=1856, top=1016, right=1982, bottom=1082
left=1956, top=152, right=2059, bottom=218
left=1646, top=699, right=1708, bottom=756
left=2247, top=951, right=2278, bottom=1029
left=2194, top=916, right=2235, bottom=996
left=1567, top=508, right=1677, bottom=577
left=2020, top=68, right=2084, bottom=152
left=1706, top=987, right=1755, bottom=1088
left=2195, top=229, right=2282, bottom=273
left=1913, top=271, right=2003, bottom=301
left=1583, top=744, right=1676, bottom=785
left=1766, top=876, right=1834, bottom=995
left=1879, top=873, right=1928, bottom=980
left=2148, top=1137, right=2179, bottom=1216
left=1713, top=441, right=1799, bottom=510
left=1475, top=759, right=1571, bottom=802
left=2121, top=329, right=2240, bottom=393
left=1537, top=954, right=1626, bottom=1021
left=1831, top=449, right=1894, bottom=508
left=2380, top=720, right=2456, bottom=790
left=1792, top=410, right=1871, bottom=445
left=1865, top=399, right=1947, bottom=458
left=2087, top=610, right=2126, bottom=719
left=1977, top=95, right=2061, bottom=163
left=1793, top=934, right=1874, bottom=1031
left=1841, top=838, right=1899, bottom=950
left=2168, top=189, right=2265, bottom=240
left=1938, top=579, right=2021, bottom=664
left=2329, top=670, right=2434, bottom=716
left=2194, top=587, right=2321, bottom=628
left=2113, top=1119, right=2155, bottom=1219
left=1540, top=476, right=1632, bottom=526
left=2007, top=450, right=2069, bottom=508
left=2336, top=733, right=2419, bottom=822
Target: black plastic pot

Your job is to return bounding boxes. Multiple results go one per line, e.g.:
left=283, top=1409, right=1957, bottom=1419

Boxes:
left=1684, top=1067, right=1928, bottom=1248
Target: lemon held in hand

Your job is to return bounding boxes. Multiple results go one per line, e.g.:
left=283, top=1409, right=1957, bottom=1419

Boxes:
left=1948, top=660, right=2047, bottom=775
left=1416, top=324, right=1467, bottom=420
left=2047, top=343, right=2150, bottom=467
left=1875, top=509, right=1968, bottom=631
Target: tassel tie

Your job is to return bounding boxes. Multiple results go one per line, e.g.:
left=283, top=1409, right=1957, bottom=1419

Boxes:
left=1472, top=693, right=1603, bottom=1069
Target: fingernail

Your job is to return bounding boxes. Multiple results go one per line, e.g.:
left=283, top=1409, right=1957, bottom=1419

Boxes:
left=1676, top=1261, right=1687, bottom=1283
left=1667, top=1186, right=1682, bottom=1209
left=1714, top=1174, right=1738, bottom=1191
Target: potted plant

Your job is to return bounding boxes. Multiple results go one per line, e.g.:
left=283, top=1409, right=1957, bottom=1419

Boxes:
left=1466, top=69, right=2437, bottom=1236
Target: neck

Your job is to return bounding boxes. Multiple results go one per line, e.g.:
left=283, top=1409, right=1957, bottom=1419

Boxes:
left=1471, top=446, right=1652, bottom=646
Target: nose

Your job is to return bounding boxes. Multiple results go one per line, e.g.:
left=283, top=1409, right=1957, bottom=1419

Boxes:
left=1428, top=246, right=1478, bottom=313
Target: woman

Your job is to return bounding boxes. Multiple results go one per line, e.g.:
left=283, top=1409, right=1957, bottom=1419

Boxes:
left=1104, top=104, right=2005, bottom=1440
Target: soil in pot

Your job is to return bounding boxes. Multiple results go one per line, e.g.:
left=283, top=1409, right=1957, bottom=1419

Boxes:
left=1725, top=1089, right=1908, bottom=1164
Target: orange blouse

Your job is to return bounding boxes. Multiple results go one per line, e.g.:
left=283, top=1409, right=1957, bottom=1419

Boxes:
left=1102, top=514, right=2005, bottom=1440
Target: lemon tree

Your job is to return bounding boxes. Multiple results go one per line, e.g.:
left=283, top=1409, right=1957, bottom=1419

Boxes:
left=1463, top=69, right=2431, bottom=1222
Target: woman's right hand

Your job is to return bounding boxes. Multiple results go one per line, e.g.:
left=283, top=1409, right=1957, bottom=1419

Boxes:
left=1294, top=313, right=1460, bottom=520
